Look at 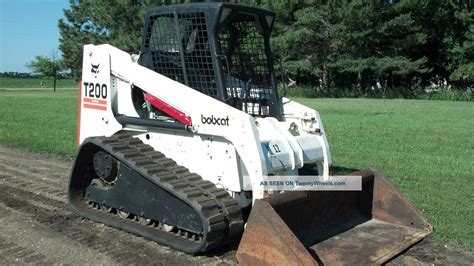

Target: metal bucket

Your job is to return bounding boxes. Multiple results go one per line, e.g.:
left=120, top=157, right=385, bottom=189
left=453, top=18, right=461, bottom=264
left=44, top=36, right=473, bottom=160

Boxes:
left=236, top=168, right=432, bottom=265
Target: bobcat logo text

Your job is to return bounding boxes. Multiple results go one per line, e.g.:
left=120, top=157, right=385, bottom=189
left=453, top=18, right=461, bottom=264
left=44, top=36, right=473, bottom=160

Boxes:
left=201, top=114, right=230, bottom=126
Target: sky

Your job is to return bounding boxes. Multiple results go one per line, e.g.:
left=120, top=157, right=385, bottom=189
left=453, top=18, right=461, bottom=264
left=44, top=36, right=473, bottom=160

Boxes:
left=0, top=0, right=69, bottom=72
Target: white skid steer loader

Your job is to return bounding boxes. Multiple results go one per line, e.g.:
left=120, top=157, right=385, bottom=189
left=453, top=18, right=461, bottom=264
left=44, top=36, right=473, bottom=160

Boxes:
left=69, top=3, right=432, bottom=264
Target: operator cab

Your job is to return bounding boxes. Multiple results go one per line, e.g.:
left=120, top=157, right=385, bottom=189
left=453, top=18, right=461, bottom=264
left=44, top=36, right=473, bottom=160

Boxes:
left=138, top=3, right=281, bottom=119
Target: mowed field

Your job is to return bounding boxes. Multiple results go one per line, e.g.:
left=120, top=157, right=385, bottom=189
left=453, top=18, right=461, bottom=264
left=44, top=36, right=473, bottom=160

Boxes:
left=0, top=80, right=473, bottom=250
left=0, top=87, right=78, bottom=159
left=0, top=77, right=76, bottom=89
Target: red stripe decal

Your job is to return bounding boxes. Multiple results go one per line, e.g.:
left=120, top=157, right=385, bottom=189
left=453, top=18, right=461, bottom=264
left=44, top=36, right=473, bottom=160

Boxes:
left=84, top=98, right=107, bottom=105
left=84, top=103, right=107, bottom=111
left=144, top=93, right=192, bottom=126
left=77, top=82, right=82, bottom=146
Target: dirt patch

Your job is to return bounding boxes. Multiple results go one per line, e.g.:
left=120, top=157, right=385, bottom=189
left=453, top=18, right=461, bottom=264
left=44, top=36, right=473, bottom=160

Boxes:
left=0, top=145, right=472, bottom=265
left=388, top=237, right=473, bottom=265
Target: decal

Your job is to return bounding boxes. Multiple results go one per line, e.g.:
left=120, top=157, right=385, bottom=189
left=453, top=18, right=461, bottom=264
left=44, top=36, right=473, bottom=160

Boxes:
left=91, top=63, right=100, bottom=78
left=82, top=81, right=108, bottom=111
left=201, top=114, right=229, bottom=126
left=83, top=98, right=107, bottom=105
left=266, top=143, right=282, bottom=154
left=272, top=144, right=281, bottom=153
left=83, top=82, right=107, bottom=99
left=83, top=103, right=107, bottom=111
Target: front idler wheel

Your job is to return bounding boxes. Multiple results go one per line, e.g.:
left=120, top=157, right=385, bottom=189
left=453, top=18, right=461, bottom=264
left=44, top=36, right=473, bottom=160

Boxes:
left=93, top=151, right=118, bottom=182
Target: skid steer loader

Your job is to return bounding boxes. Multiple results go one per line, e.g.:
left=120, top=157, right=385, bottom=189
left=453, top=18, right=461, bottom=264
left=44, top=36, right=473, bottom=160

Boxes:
left=69, top=2, right=432, bottom=264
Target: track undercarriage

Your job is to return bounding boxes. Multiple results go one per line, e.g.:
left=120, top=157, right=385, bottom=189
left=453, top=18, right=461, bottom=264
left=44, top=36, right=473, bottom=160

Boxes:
left=68, top=132, right=244, bottom=254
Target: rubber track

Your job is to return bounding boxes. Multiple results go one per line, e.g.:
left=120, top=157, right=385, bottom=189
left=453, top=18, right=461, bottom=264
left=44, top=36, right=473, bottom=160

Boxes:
left=0, top=183, right=227, bottom=265
left=70, top=133, right=243, bottom=253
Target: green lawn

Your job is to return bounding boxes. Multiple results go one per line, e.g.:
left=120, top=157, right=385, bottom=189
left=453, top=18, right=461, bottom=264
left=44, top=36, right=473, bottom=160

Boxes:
left=0, top=88, right=78, bottom=159
left=0, top=88, right=472, bottom=249
left=0, top=77, right=77, bottom=89
left=298, top=98, right=474, bottom=249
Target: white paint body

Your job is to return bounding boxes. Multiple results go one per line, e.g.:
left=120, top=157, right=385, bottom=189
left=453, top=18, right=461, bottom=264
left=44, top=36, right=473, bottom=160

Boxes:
left=78, top=44, right=331, bottom=207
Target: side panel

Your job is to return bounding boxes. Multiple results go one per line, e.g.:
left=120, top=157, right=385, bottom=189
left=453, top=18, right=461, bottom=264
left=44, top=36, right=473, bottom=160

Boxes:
left=135, top=130, right=242, bottom=193
left=79, top=45, right=122, bottom=143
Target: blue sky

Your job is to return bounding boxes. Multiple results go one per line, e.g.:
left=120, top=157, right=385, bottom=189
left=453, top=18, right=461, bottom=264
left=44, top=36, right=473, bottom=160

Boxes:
left=0, top=0, right=69, bottom=72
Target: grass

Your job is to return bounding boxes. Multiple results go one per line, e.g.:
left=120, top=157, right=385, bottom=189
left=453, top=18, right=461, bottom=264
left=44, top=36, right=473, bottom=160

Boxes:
left=0, top=88, right=78, bottom=159
left=0, top=84, right=472, bottom=249
left=0, top=77, right=77, bottom=89
left=297, top=98, right=474, bottom=249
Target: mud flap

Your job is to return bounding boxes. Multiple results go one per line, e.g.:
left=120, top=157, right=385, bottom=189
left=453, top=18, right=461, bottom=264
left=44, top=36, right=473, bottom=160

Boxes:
left=236, top=168, right=432, bottom=265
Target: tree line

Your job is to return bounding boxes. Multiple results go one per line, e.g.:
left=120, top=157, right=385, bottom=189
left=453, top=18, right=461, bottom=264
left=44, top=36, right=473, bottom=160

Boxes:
left=1, top=70, right=71, bottom=79
left=58, top=0, right=473, bottom=95
left=0, top=72, right=37, bottom=78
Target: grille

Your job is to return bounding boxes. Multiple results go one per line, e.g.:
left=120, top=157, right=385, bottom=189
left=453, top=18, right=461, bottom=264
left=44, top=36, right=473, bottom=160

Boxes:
left=147, top=12, right=219, bottom=98
left=218, top=18, right=275, bottom=116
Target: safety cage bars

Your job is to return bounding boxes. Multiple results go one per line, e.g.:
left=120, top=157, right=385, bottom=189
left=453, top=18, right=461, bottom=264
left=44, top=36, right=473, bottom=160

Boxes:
left=218, top=14, right=276, bottom=117
left=139, top=4, right=280, bottom=118
left=144, top=12, right=219, bottom=98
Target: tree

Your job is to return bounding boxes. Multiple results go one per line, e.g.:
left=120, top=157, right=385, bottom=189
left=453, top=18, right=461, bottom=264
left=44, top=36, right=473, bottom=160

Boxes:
left=58, top=0, right=473, bottom=94
left=58, top=0, right=145, bottom=80
left=255, top=1, right=430, bottom=93
left=26, top=56, right=62, bottom=92
left=271, top=1, right=337, bottom=93
left=58, top=0, right=217, bottom=80
left=240, top=0, right=334, bottom=90
left=395, top=0, right=472, bottom=87
left=449, top=9, right=474, bottom=89
left=328, top=1, right=430, bottom=93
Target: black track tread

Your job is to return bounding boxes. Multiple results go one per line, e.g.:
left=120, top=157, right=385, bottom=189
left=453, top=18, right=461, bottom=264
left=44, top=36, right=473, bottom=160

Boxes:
left=71, top=133, right=243, bottom=253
